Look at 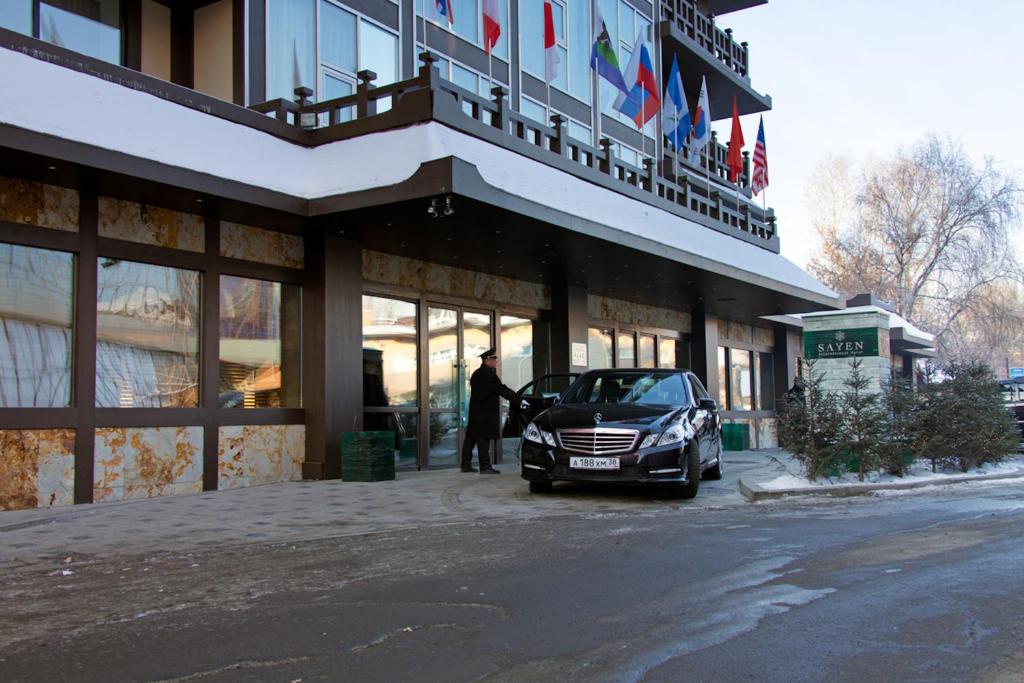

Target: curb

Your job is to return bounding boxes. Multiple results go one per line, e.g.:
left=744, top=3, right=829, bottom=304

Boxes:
left=738, top=469, right=1024, bottom=502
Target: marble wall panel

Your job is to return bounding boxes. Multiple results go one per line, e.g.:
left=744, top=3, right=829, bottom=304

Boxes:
left=0, top=175, right=79, bottom=232
left=363, top=250, right=551, bottom=309
left=93, top=426, right=203, bottom=502
left=221, top=221, right=304, bottom=269
left=0, top=429, right=75, bottom=510
left=717, top=319, right=729, bottom=339
left=98, top=197, right=204, bottom=252
left=587, top=295, right=690, bottom=332
left=753, top=326, right=774, bottom=347
left=218, top=424, right=305, bottom=489
left=727, top=320, right=754, bottom=344
left=757, top=417, right=778, bottom=449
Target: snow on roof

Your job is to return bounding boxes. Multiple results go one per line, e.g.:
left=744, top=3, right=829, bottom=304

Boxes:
left=2, top=47, right=836, bottom=304
left=771, top=305, right=936, bottom=346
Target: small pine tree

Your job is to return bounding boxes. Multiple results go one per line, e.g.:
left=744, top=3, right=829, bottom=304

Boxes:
left=881, top=372, right=917, bottom=476
left=837, top=358, right=889, bottom=481
left=777, top=360, right=843, bottom=480
left=943, top=361, right=1018, bottom=471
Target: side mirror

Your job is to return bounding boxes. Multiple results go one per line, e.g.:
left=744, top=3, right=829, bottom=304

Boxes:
left=698, top=398, right=717, bottom=411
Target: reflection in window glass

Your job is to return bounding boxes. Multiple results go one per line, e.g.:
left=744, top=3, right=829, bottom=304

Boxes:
left=359, top=19, right=398, bottom=85
left=756, top=351, right=775, bottom=412
left=588, top=327, right=613, bottom=369
left=40, top=1, right=121, bottom=64
left=96, top=259, right=200, bottom=407
left=718, top=346, right=728, bottom=409
left=730, top=348, right=753, bottom=411
left=268, top=0, right=316, bottom=100
left=0, top=1, right=31, bottom=34
left=659, top=338, right=677, bottom=368
left=0, top=243, right=73, bottom=407
left=428, top=307, right=458, bottom=409
left=451, top=0, right=479, bottom=43
left=320, top=0, right=357, bottom=72
left=638, top=334, right=655, bottom=368
left=363, top=411, right=418, bottom=470
left=362, top=295, right=417, bottom=407
left=219, top=276, right=301, bottom=408
left=451, top=62, right=479, bottom=93
left=617, top=331, right=635, bottom=367
left=500, top=315, right=533, bottom=393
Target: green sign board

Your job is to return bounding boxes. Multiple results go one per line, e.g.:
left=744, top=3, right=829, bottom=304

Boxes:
left=805, top=327, right=880, bottom=359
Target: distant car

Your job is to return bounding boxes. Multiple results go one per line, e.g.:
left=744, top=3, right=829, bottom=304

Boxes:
left=998, top=378, right=1024, bottom=452
left=516, top=369, right=723, bottom=498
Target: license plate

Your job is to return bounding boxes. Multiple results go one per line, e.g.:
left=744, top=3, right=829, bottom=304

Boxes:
left=570, top=456, right=620, bottom=470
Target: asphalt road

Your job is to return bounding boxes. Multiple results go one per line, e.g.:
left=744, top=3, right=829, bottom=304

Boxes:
left=2, top=482, right=1024, bottom=682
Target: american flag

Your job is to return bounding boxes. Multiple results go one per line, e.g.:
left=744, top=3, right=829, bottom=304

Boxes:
left=751, top=116, right=768, bottom=195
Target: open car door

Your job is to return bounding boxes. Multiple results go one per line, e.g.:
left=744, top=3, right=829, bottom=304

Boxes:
left=502, top=373, right=579, bottom=438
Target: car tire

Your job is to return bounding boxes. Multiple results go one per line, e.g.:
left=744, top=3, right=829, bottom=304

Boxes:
left=667, top=445, right=701, bottom=499
left=703, top=442, right=724, bottom=480
left=529, top=481, right=553, bottom=494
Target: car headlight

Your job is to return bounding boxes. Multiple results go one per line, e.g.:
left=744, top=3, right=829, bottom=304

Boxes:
left=639, top=433, right=659, bottom=449
left=524, top=422, right=557, bottom=447
left=656, top=421, right=694, bottom=447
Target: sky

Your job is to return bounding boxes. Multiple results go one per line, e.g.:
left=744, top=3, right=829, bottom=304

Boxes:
left=709, top=0, right=1024, bottom=269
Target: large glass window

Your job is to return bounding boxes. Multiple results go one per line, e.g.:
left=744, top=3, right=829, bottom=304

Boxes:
left=362, top=295, right=417, bottom=407
left=617, top=331, right=635, bottom=367
left=0, top=2, right=32, bottom=34
left=638, top=334, right=655, bottom=368
left=96, top=259, right=200, bottom=408
left=39, top=1, right=121, bottom=64
left=717, top=346, right=728, bottom=409
left=268, top=0, right=316, bottom=100
left=658, top=338, right=677, bottom=369
left=756, top=351, right=775, bottom=412
left=500, top=315, right=533, bottom=393
left=219, top=276, right=301, bottom=408
left=730, top=349, right=753, bottom=411
left=588, top=327, right=613, bottom=369
left=419, top=0, right=508, bottom=59
left=0, top=243, right=73, bottom=407
left=320, top=0, right=357, bottom=73
left=521, top=0, right=590, bottom=100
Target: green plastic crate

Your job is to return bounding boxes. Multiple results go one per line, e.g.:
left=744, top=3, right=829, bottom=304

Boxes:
left=721, top=423, right=751, bottom=451
left=341, top=431, right=396, bottom=482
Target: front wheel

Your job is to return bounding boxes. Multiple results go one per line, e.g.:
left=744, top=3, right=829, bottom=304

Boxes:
left=664, top=445, right=701, bottom=499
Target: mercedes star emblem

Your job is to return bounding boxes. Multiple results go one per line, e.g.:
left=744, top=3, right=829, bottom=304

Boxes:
left=593, top=412, right=603, bottom=424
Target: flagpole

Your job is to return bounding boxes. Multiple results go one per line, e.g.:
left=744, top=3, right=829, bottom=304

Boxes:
left=421, top=0, right=428, bottom=57
left=653, top=1, right=663, bottom=178
left=591, top=0, right=601, bottom=149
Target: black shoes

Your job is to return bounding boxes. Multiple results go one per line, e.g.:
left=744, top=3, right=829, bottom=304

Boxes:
left=479, top=467, right=500, bottom=474
left=461, top=467, right=478, bottom=473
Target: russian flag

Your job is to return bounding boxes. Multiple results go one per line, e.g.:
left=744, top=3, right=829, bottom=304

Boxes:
left=614, top=35, right=660, bottom=128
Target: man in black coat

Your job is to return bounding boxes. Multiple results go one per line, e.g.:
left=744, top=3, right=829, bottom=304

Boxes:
left=462, top=348, right=518, bottom=474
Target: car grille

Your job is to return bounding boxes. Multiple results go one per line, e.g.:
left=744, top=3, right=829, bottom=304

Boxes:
left=556, top=428, right=639, bottom=454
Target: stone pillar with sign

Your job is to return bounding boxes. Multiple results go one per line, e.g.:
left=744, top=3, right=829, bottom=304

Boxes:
left=803, top=311, right=891, bottom=393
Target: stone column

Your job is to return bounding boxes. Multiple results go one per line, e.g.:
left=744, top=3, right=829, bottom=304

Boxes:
left=803, top=311, right=891, bottom=393
left=690, top=309, right=720, bottom=401
left=550, top=283, right=589, bottom=373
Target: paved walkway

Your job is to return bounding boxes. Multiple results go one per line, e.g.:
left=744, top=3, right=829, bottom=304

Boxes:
left=0, top=450, right=779, bottom=570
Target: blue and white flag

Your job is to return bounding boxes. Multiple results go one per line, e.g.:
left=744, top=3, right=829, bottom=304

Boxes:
left=662, top=55, right=691, bottom=150
left=688, top=76, right=712, bottom=164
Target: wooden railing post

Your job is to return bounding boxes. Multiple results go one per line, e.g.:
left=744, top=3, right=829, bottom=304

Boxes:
left=709, top=130, right=719, bottom=178
left=294, top=86, right=314, bottom=128
left=549, top=113, right=566, bottom=157
left=491, top=85, right=508, bottom=133
left=742, top=150, right=750, bottom=188
left=356, top=69, right=378, bottom=119
left=599, top=137, right=613, bottom=175
left=642, top=157, right=655, bottom=192
left=418, top=51, right=440, bottom=87
left=740, top=41, right=749, bottom=77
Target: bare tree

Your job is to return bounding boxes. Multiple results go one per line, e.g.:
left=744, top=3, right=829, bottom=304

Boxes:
left=808, top=135, right=1023, bottom=363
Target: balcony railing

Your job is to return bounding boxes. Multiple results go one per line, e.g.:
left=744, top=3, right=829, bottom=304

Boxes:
left=251, top=53, right=777, bottom=250
left=660, top=0, right=750, bottom=79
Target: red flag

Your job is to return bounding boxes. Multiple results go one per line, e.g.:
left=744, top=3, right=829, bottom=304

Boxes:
left=727, top=95, right=745, bottom=183
left=483, top=0, right=501, bottom=54
left=544, top=0, right=559, bottom=82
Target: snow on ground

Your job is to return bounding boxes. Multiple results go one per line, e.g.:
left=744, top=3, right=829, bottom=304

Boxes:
left=761, top=456, right=1024, bottom=491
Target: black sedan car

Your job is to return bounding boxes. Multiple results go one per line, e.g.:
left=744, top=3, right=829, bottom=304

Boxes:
left=517, top=369, right=723, bottom=498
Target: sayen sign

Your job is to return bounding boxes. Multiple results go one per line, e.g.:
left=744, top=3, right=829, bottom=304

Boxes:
left=805, top=328, right=880, bottom=359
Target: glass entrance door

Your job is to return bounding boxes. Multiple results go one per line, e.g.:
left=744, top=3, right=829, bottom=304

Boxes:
left=426, top=306, right=493, bottom=468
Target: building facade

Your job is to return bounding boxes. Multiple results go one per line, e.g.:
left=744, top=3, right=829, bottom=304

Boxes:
left=0, top=0, right=838, bottom=510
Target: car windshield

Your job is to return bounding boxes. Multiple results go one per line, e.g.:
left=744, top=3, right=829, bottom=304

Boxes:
left=562, top=372, right=691, bottom=407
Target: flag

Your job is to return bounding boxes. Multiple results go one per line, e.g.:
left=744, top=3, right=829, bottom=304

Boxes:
left=727, top=95, right=745, bottom=182
left=662, top=55, right=691, bottom=149
left=543, top=0, right=560, bottom=82
left=688, top=76, right=711, bottom=164
left=751, top=116, right=769, bottom=195
left=590, top=11, right=630, bottom=96
left=482, top=0, right=501, bottom=54
left=615, top=41, right=660, bottom=127
left=435, top=0, right=454, bottom=27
